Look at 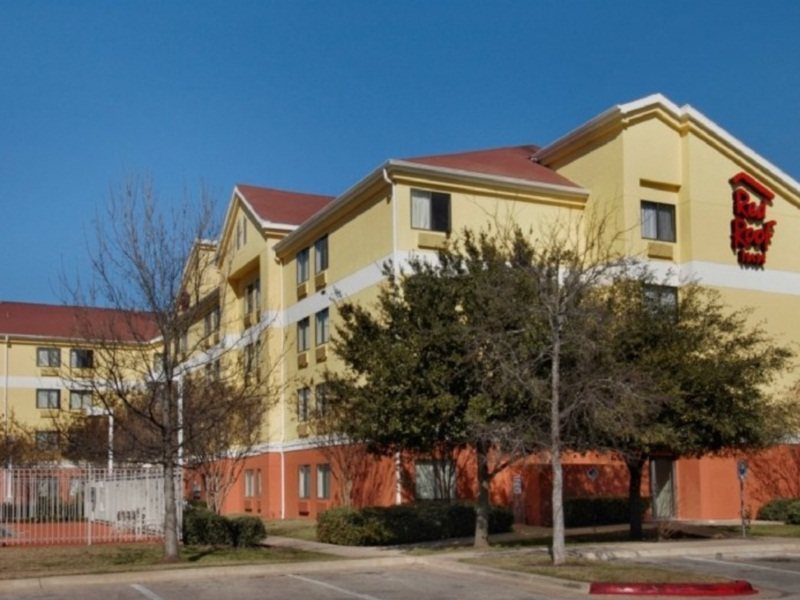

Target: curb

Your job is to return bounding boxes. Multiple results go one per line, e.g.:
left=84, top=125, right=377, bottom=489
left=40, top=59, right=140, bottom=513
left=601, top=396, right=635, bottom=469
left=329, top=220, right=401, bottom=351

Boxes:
left=589, top=580, right=757, bottom=596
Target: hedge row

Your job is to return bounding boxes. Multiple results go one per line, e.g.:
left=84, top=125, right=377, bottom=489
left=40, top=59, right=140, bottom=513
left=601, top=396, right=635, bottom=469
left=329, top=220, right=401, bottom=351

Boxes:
left=563, top=496, right=650, bottom=528
left=317, top=502, right=514, bottom=546
left=183, top=505, right=266, bottom=547
left=757, top=498, right=800, bottom=523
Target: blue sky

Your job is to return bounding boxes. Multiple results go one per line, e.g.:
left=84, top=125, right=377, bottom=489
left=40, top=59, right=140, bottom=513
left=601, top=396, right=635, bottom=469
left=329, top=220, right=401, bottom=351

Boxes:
left=1, top=1, right=799, bottom=304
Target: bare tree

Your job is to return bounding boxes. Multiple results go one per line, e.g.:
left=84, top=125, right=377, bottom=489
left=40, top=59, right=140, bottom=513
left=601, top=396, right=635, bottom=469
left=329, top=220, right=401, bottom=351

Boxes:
left=61, top=176, right=270, bottom=561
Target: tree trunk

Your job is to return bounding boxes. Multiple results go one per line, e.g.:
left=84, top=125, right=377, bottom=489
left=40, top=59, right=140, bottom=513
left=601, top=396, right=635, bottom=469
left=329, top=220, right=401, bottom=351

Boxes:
left=163, top=458, right=180, bottom=561
left=626, top=454, right=646, bottom=541
left=474, top=441, right=490, bottom=548
left=550, top=331, right=566, bottom=565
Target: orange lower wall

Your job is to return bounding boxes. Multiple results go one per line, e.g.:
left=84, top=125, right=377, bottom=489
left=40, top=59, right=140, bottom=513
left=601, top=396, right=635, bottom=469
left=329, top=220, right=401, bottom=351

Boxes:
left=206, top=443, right=800, bottom=525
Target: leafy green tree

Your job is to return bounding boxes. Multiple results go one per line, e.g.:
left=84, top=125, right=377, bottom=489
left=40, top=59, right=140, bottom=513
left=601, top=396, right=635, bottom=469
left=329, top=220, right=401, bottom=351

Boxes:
left=600, top=277, right=794, bottom=539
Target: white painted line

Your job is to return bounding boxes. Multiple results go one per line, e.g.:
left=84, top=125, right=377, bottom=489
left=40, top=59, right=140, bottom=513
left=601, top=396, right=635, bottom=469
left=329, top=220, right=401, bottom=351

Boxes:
left=130, top=583, right=167, bottom=600
left=288, top=574, right=385, bottom=600
left=688, top=556, right=800, bottom=576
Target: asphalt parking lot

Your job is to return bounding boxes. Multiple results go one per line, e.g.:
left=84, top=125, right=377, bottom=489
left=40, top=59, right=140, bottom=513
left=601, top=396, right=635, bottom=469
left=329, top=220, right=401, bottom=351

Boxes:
left=0, top=565, right=584, bottom=600
left=640, top=553, right=800, bottom=597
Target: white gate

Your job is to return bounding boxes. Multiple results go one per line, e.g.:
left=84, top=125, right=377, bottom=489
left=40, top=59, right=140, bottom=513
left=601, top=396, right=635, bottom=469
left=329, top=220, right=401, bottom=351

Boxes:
left=0, top=466, right=182, bottom=545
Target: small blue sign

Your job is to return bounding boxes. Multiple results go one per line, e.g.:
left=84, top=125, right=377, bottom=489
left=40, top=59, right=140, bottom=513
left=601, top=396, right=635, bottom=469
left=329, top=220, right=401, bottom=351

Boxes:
left=737, top=460, right=748, bottom=480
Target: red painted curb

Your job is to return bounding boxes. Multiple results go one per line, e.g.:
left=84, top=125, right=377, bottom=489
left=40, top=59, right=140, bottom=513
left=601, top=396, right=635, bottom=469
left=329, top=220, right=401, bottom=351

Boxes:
left=589, top=580, right=757, bottom=596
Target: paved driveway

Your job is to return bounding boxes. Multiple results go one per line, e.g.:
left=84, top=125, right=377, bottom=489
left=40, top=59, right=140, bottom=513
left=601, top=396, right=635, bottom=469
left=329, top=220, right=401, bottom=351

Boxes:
left=0, top=565, right=584, bottom=600
left=638, top=553, right=800, bottom=597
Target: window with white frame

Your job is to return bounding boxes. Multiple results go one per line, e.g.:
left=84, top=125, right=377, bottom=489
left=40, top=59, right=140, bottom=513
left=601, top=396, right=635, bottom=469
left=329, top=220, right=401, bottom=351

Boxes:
left=244, top=469, right=262, bottom=497
left=245, top=279, right=260, bottom=317
left=315, top=308, right=329, bottom=346
left=297, top=387, right=310, bottom=422
left=641, top=201, right=676, bottom=242
left=411, top=189, right=451, bottom=232
left=36, top=389, right=60, bottom=409
left=298, top=465, right=311, bottom=499
left=315, top=383, right=328, bottom=417
left=297, top=317, right=310, bottom=352
left=314, top=235, right=329, bottom=273
left=204, top=306, right=220, bottom=335
left=415, top=459, right=456, bottom=501
left=297, top=248, right=310, bottom=283
left=317, top=464, right=331, bottom=499
left=644, top=284, right=678, bottom=316
left=69, top=390, right=92, bottom=410
left=36, top=347, right=61, bottom=367
left=35, top=432, right=59, bottom=452
left=70, top=349, right=94, bottom=369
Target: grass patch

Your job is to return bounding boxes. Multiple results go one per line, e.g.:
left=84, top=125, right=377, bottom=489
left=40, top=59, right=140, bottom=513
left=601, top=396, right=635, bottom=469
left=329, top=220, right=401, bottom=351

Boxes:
left=465, top=554, right=724, bottom=584
left=714, top=523, right=800, bottom=538
left=266, top=518, right=318, bottom=541
left=0, top=543, right=333, bottom=580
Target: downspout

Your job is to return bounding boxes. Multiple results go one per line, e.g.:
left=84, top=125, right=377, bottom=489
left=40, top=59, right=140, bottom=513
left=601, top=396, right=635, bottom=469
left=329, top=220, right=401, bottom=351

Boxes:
left=277, top=256, right=287, bottom=519
left=383, top=167, right=403, bottom=506
left=4, top=335, right=10, bottom=500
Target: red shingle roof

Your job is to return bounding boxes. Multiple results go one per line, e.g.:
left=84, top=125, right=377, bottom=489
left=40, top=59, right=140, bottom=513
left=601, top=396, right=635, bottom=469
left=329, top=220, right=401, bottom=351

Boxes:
left=402, top=145, right=581, bottom=189
left=0, top=301, right=158, bottom=342
left=236, top=185, right=334, bottom=227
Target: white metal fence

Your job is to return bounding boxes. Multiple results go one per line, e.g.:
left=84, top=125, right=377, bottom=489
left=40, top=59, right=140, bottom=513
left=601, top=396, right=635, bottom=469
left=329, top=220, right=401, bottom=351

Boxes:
left=0, top=466, right=181, bottom=545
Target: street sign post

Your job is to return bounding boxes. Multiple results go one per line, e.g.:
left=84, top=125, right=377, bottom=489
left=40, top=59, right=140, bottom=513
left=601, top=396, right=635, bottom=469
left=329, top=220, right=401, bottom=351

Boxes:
left=737, top=460, right=748, bottom=538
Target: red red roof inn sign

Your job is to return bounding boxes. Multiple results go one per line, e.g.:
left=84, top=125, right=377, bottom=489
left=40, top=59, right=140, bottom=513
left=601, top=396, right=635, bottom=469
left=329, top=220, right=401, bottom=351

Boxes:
left=730, top=172, right=776, bottom=267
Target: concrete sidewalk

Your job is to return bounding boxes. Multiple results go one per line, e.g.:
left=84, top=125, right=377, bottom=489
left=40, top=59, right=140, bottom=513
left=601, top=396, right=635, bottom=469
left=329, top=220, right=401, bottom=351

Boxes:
left=266, top=525, right=800, bottom=562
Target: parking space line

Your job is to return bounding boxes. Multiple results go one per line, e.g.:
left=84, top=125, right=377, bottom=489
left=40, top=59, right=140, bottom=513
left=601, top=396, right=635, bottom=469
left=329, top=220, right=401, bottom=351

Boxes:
left=688, top=556, right=800, bottom=576
left=130, top=584, right=168, bottom=600
left=288, top=574, right=385, bottom=600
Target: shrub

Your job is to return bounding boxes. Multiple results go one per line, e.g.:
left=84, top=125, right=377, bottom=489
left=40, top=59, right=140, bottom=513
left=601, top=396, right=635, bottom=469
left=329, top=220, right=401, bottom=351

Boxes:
left=563, top=496, right=649, bottom=528
left=757, top=498, right=800, bottom=522
left=785, top=503, right=800, bottom=525
left=317, top=502, right=514, bottom=546
left=183, top=506, right=232, bottom=546
left=229, top=515, right=267, bottom=547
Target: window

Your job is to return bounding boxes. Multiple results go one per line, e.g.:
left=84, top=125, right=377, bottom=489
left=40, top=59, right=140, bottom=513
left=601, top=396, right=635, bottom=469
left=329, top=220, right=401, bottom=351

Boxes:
left=297, top=317, right=310, bottom=352
left=70, top=349, right=94, bottom=369
left=411, top=189, right=451, bottom=232
left=314, top=235, right=329, bottom=273
left=244, top=469, right=262, bottom=497
left=317, top=464, right=331, bottom=499
left=296, top=248, right=310, bottom=284
left=236, top=215, right=247, bottom=249
left=315, top=308, right=329, bottom=346
left=297, top=387, right=310, bottom=422
left=415, top=459, right=455, bottom=501
left=36, top=389, right=60, bottom=409
left=204, top=306, right=220, bottom=335
left=644, top=284, right=678, bottom=317
left=69, top=390, right=92, bottom=410
left=641, top=201, right=676, bottom=242
left=315, top=383, right=328, bottom=417
left=37, top=347, right=61, bottom=367
left=298, top=465, right=311, bottom=499
left=245, top=279, right=260, bottom=317
left=245, top=339, right=261, bottom=381
left=35, top=431, right=59, bottom=452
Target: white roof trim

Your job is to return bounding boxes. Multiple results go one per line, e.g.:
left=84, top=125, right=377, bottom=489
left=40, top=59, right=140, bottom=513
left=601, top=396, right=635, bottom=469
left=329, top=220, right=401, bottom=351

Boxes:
left=534, top=93, right=800, bottom=195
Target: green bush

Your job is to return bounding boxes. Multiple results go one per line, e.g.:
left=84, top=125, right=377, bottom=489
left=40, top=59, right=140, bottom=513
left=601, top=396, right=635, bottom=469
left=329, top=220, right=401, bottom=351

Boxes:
left=757, top=498, right=800, bottom=522
left=229, top=515, right=267, bottom=547
left=785, top=503, right=800, bottom=525
left=183, top=506, right=233, bottom=546
left=317, top=502, right=514, bottom=546
left=563, top=496, right=649, bottom=527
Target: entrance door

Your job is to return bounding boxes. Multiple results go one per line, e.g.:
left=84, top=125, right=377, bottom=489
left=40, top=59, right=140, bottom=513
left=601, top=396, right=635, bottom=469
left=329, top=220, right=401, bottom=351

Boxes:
left=650, top=459, right=675, bottom=519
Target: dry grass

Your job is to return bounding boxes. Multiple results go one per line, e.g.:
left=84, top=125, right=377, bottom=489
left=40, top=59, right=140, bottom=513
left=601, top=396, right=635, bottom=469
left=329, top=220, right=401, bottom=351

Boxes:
left=266, top=518, right=318, bottom=541
left=465, top=553, right=724, bottom=584
left=0, top=543, right=332, bottom=580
